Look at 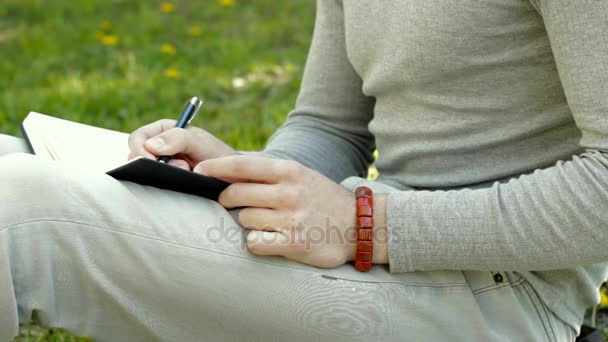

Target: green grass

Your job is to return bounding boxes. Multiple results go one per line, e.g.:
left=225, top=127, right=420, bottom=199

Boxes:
left=0, top=0, right=314, bottom=151
left=1, top=0, right=314, bottom=340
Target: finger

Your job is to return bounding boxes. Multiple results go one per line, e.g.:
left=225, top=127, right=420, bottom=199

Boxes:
left=192, top=162, right=251, bottom=183
left=246, top=230, right=290, bottom=257
left=219, top=183, right=284, bottom=209
left=144, top=127, right=196, bottom=156
left=198, top=155, right=302, bottom=184
left=238, top=207, right=287, bottom=232
left=128, top=119, right=177, bottom=159
left=168, top=159, right=190, bottom=171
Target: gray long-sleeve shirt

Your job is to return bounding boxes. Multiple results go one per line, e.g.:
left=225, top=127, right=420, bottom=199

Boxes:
left=262, top=0, right=608, bottom=329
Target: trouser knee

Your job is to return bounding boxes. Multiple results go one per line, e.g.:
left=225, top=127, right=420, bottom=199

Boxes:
left=0, top=154, right=79, bottom=223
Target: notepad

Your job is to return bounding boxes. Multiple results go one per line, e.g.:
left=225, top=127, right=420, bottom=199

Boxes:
left=20, top=112, right=229, bottom=200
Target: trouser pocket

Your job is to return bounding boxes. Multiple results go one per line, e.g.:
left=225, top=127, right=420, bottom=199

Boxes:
left=463, top=270, right=575, bottom=342
left=516, top=279, right=577, bottom=342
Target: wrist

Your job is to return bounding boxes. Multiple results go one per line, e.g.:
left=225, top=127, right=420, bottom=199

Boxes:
left=345, top=190, right=389, bottom=265
left=372, top=193, right=389, bottom=264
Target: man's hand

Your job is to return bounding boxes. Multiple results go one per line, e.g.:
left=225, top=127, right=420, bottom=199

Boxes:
left=196, top=155, right=388, bottom=268
left=128, top=119, right=238, bottom=170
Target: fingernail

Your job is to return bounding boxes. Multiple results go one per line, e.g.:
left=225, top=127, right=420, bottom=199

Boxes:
left=146, top=137, right=165, bottom=151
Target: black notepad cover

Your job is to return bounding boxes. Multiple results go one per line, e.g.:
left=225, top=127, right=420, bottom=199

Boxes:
left=108, top=158, right=230, bottom=201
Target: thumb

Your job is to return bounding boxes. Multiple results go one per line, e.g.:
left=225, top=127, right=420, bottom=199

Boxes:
left=246, top=230, right=291, bottom=257
left=144, top=127, right=198, bottom=157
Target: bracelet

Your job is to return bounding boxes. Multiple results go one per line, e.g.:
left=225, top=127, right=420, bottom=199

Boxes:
left=354, top=186, right=373, bottom=272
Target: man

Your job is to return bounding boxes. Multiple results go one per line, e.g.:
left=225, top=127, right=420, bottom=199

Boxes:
left=1, top=0, right=607, bottom=340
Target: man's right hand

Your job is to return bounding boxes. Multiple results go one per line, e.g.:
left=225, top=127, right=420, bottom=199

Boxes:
left=128, top=119, right=239, bottom=171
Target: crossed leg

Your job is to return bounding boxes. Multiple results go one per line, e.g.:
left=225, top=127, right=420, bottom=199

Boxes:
left=0, top=134, right=574, bottom=341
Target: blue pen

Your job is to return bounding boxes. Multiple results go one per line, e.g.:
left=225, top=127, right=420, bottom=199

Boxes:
left=158, top=97, right=204, bottom=163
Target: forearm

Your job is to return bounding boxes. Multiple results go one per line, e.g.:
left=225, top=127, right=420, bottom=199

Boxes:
left=261, top=117, right=374, bottom=183
left=385, top=150, right=608, bottom=272
left=382, top=0, right=608, bottom=273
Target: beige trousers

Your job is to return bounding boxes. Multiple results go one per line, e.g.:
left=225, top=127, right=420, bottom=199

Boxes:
left=0, top=133, right=576, bottom=341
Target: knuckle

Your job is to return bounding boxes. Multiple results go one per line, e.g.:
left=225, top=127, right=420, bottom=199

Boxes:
left=230, top=155, right=247, bottom=173
left=159, top=119, right=177, bottom=126
left=286, top=160, right=305, bottom=178
left=280, top=187, right=301, bottom=207
left=167, top=127, right=188, bottom=140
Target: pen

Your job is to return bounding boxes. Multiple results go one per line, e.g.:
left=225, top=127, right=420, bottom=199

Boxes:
left=158, top=96, right=204, bottom=163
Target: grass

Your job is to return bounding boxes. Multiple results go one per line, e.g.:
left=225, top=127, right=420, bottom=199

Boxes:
left=0, top=0, right=314, bottom=151
left=2, top=1, right=608, bottom=341
left=1, top=0, right=314, bottom=340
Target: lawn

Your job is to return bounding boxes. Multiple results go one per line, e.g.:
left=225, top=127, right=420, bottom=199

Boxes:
left=0, top=0, right=314, bottom=151
left=2, top=0, right=314, bottom=340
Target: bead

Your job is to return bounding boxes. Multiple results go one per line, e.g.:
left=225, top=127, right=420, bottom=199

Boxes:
left=356, top=251, right=373, bottom=262
left=355, top=186, right=373, bottom=198
left=357, top=216, right=373, bottom=228
left=354, top=186, right=374, bottom=272
left=357, top=241, right=373, bottom=252
left=356, top=197, right=373, bottom=208
left=357, top=205, right=373, bottom=217
left=357, top=228, right=373, bottom=241
left=355, top=261, right=373, bottom=272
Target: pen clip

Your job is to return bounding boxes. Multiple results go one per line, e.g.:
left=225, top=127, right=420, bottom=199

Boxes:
left=188, top=97, right=204, bottom=124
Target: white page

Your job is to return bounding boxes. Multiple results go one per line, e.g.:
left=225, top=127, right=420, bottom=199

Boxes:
left=22, top=112, right=131, bottom=173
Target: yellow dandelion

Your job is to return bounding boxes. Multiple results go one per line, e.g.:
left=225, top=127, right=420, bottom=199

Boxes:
left=601, top=289, right=608, bottom=308
left=100, top=20, right=112, bottom=30
left=219, top=0, right=234, bottom=7
left=164, top=68, right=181, bottom=79
left=161, top=2, right=175, bottom=13
left=160, top=43, right=176, bottom=55
left=189, top=25, right=202, bottom=37
left=100, top=34, right=119, bottom=46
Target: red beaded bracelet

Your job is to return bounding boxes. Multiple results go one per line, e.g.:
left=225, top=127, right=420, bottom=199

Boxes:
left=354, top=186, right=373, bottom=272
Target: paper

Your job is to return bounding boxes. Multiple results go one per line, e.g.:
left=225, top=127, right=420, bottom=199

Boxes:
left=22, top=112, right=131, bottom=173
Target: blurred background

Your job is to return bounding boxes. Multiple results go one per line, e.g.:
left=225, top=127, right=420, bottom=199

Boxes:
left=0, top=0, right=314, bottom=150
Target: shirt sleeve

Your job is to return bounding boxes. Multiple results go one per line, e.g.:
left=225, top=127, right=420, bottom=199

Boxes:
left=260, top=0, right=375, bottom=183
left=387, top=0, right=608, bottom=272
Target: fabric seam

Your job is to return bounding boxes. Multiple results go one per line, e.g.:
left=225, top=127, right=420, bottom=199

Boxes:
left=2, top=218, right=470, bottom=289
left=472, top=277, right=526, bottom=295
left=518, top=281, right=553, bottom=342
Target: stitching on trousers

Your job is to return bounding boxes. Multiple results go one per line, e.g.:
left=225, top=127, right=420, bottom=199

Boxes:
left=320, top=274, right=469, bottom=288
left=470, top=275, right=524, bottom=294
left=1, top=219, right=470, bottom=289
left=471, top=277, right=525, bottom=295
left=519, top=281, right=553, bottom=342
left=533, top=283, right=558, bottom=342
